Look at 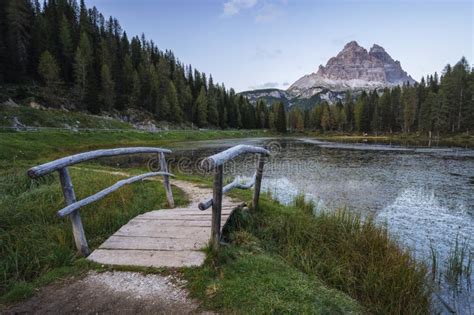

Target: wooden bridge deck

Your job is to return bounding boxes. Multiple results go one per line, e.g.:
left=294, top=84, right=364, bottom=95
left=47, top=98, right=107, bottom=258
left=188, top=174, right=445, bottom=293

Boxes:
left=88, top=179, right=241, bottom=268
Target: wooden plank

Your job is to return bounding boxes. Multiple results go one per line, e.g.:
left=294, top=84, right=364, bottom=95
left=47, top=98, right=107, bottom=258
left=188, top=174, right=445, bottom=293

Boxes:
left=28, top=147, right=172, bottom=178
left=88, top=249, right=205, bottom=268
left=58, top=167, right=89, bottom=256
left=100, top=235, right=207, bottom=251
left=115, top=225, right=211, bottom=239
left=57, top=172, right=174, bottom=217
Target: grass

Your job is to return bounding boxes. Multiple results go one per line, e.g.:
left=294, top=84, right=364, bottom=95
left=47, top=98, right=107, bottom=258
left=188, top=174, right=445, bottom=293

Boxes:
left=184, top=245, right=361, bottom=314
left=185, top=188, right=431, bottom=314
left=0, top=166, right=187, bottom=304
left=0, top=104, right=133, bottom=130
left=0, top=129, right=272, bottom=167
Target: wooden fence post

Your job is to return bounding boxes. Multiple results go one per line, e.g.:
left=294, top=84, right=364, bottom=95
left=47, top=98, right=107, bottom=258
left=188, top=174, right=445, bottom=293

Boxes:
left=210, top=165, right=223, bottom=251
left=253, top=154, right=265, bottom=210
left=58, top=167, right=89, bottom=256
left=159, top=152, right=174, bottom=207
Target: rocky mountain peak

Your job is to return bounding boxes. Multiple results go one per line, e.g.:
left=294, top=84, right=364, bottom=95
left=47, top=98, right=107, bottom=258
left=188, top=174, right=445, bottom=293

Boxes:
left=288, top=41, right=416, bottom=97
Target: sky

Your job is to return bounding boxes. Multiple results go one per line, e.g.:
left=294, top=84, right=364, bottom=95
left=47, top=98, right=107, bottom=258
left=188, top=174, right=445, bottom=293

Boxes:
left=86, top=0, right=473, bottom=92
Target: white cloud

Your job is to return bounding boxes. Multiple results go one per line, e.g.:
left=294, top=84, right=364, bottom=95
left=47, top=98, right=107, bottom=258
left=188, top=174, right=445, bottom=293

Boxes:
left=255, top=3, right=282, bottom=23
left=254, top=47, right=282, bottom=60
left=222, top=0, right=258, bottom=17
left=249, top=81, right=288, bottom=90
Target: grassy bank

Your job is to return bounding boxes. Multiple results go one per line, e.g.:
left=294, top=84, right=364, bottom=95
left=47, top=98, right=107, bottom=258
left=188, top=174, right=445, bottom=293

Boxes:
left=0, top=129, right=270, bottom=304
left=0, top=167, right=188, bottom=303
left=0, top=129, right=272, bottom=167
left=184, top=192, right=431, bottom=314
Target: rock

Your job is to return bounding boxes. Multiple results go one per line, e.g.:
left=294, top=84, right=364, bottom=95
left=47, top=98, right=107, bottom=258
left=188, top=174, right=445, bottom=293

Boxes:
left=288, top=41, right=416, bottom=97
left=3, top=98, right=19, bottom=107
left=29, top=100, right=46, bottom=110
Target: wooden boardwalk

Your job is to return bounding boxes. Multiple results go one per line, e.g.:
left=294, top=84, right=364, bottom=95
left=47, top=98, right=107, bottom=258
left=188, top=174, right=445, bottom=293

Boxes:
left=88, top=179, right=242, bottom=268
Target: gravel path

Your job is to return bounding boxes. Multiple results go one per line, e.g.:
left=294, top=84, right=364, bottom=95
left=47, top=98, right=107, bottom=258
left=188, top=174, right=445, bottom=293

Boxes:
left=4, top=271, right=210, bottom=314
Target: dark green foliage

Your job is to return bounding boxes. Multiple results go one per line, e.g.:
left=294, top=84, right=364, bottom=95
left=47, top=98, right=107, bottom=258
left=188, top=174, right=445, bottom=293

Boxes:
left=304, top=58, right=473, bottom=135
left=0, top=0, right=259, bottom=129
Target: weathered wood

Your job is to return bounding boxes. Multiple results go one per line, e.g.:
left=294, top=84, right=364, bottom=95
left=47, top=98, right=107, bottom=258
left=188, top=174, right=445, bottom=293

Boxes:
left=253, top=154, right=265, bottom=210
left=28, top=147, right=172, bottom=178
left=58, top=168, right=89, bottom=256
left=201, top=145, right=270, bottom=171
left=57, top=172, right=174, bottom=217
left=159, top=152, right=174, bottom=207
left=198, top=173, right=256, bottom=210
left=210, top=165, right=223, bottom=250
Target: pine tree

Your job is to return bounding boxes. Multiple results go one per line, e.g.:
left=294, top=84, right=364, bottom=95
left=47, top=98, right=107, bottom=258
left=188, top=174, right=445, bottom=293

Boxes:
left=402, top=87, right=418, bottom=133
left=207, top=76, right=219, bottom=126
left=38, top=50, right=61, bottom=97
left=167, top=81, right=182, bottom=123
left=6, top=0, right=33, bottom=81
left=195, top=86, right=208, bottom=127
left=274, top=101, right=287, bottom=133
left=321, top=104, right=330, bottom=132
left=100, top=64, right=115, bottom=111
left=73, top=32, right=92, bottom=103
left=59, top=14, right=73, bottom=81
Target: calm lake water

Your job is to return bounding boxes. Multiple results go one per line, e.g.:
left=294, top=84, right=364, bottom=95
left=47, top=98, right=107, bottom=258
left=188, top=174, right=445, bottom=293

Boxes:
left=170, top=137, right=473, bottom=312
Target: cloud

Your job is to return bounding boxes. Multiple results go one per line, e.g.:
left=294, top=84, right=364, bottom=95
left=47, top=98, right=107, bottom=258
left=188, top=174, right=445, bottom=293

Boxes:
left=255, top=3, right=282, bottom=23
left=222, top=0, right=258, bottom=17
left=249, top=81, right=288, bottom=90
left=254, top=47, right=282, bottom=60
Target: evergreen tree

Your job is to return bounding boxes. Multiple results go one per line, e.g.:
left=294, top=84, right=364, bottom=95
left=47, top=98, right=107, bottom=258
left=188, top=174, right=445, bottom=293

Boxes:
left=195, top=86, right=208, bottom=127
left=38, top=50, right=61, bottom=97
left=274, top=101, right=287, bottom=133
left=5, top=0, right=33, bottom=81
left=73, top=32, right=92, bottom=103
left=99, top=63, right=115, bottom=111
left=167, top=81, right=182, bottom=123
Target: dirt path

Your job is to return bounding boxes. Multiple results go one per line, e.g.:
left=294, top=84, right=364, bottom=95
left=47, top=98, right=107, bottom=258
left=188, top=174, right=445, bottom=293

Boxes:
left=4, top=271, right=210, bottom=314
left=4, top=169, right=237, bottom=314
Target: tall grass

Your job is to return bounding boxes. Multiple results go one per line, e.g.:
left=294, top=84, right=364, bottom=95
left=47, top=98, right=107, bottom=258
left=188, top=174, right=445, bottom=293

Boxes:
left=241, top=197, right=431, bottom=314
left=0, top=167, right=187, bottom=301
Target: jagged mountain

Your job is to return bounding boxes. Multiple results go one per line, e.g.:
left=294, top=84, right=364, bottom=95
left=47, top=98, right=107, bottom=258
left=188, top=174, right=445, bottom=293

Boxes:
left=241, top=41, right=416, bottom=108
left=288, top=41, right=416, bottom=97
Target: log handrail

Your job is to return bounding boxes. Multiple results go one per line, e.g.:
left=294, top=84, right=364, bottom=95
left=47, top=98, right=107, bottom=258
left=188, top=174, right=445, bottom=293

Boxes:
left=57, top=172, right=174, bottom=217
left=27, top=147, right=175, bottom=257
left=201, top=144, right=270, bottom=170
left=199, top=145, right=269, bottom=250
left=28, top=147, right=171, bottom=178
left=198, top=173, right=256, bottom=210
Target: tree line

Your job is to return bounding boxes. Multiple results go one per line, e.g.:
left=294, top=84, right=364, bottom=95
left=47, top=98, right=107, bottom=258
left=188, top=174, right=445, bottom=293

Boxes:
left=1, top=1, right=472, bottom=134
left=0, top=0, right=259, bottom=128
left=282, top=57, right=473, bottom=135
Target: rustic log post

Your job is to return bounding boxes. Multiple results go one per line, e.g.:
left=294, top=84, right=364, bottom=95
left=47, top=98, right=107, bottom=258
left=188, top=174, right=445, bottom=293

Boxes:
left=253, top=154, right=265, bottom=210
left=58, top=167, right=89, bottom=256
left=159, top=152, right=174, bottom=207
left=210, top=165, right=223, bottom=251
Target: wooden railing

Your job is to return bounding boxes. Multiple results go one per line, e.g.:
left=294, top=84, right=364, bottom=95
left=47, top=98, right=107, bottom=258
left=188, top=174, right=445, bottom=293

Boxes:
left=27, top=147, right=175, bottom=256
left=199, top=145, right=270, bottom=250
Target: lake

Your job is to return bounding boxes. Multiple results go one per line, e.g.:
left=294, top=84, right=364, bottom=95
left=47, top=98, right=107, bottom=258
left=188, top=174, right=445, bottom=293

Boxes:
left=170, top=136, right=473, bottom=312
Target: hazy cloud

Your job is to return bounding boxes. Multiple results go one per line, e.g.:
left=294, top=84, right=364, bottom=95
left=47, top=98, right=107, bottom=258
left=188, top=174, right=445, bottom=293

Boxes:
left=249, top=81, right=289, bottom=90
left=222, top=0, right=258, bottom=17
left=254, top=47, right=282, bottom=60
left=255, top=3, right=283, bottom=23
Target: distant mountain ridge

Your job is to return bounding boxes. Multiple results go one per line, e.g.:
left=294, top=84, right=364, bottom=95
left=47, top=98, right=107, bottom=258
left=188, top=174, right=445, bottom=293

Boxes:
left=241, top=41, right=416, bottom=108
left=288, top=41, right=416, bottom=97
